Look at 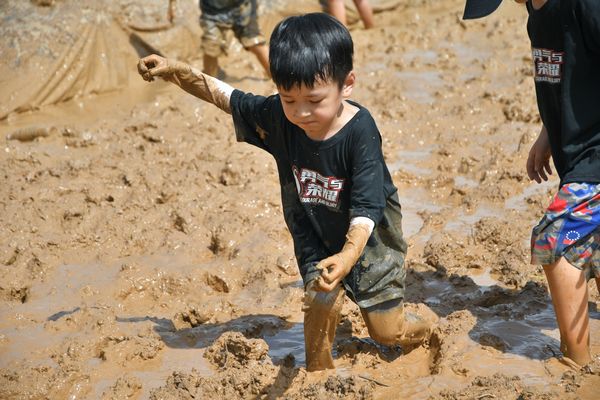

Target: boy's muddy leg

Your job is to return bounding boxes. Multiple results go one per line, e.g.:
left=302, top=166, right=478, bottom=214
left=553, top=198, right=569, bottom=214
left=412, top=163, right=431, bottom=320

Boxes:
left=360, top=298, right=436, bottom=350
left=302, top=283, right=344, bottom=371
left=203, top=54, right=219, bottom=78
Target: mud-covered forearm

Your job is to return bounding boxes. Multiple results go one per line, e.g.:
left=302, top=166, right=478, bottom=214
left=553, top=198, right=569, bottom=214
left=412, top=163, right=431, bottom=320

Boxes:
left=161, top=59, right=233, bottom=114
left=336, top=222, right=371, bottom=268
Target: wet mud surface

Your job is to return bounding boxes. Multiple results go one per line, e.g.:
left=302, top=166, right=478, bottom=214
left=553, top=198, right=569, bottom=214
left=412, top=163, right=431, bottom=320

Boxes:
left=1, top=0, right=600, bottom=399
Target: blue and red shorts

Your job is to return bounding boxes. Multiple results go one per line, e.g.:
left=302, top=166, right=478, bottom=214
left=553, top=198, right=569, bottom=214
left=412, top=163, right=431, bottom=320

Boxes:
left=531, top=183, right=600, bottom=281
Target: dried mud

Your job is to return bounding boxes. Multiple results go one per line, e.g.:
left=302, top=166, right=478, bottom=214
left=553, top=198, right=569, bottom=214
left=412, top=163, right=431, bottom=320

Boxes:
left=1, top=0, right=600, bottom=399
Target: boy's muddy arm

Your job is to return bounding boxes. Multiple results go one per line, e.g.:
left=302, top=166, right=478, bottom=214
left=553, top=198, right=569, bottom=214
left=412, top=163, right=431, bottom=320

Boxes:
left=137, top=54, right=233, bottom=114
left=526, top=124, right=553, bottom=183
left=312, top=220, right=372, bottom=293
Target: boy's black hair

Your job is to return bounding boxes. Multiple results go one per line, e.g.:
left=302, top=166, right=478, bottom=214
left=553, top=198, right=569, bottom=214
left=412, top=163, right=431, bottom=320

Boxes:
left=269, top=12, right=354, bottom=91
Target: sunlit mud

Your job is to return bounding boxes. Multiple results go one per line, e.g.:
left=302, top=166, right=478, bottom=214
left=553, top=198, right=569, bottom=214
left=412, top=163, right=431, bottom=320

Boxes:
left=1, top=0, right=599, bottom=399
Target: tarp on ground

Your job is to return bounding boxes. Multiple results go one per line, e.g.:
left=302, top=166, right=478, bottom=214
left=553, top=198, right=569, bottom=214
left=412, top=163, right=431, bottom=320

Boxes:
left=0, top=0, right=405, bottom=121
left=0, top=0, right=200, bottom=121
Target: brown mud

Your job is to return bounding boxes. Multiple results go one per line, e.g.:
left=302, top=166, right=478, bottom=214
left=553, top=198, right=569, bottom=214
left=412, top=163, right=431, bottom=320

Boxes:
left=1, top=0, right=600, bottom=399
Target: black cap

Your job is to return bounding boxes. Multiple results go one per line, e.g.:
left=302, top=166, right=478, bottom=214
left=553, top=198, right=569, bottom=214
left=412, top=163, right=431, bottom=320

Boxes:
left=463, top=0, right=504, bottom=20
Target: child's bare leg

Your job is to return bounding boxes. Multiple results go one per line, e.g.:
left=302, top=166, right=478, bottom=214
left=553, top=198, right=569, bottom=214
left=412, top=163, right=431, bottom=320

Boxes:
left=302, top=283, right=344, bottom=371
left=353, top=0, right=375, bottom=29
left=203, top=54, right=219, bottom=78
left=543, top=257, right=591, bottom=367
left=360, top=298, right=434, bottom=349
left=328, top=0, right=348, bottom=26
left=247, top=44, right=270, bottom=77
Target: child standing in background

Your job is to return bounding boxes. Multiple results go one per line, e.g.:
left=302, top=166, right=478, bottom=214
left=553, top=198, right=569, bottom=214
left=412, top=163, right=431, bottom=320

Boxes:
left=463, top=0, right=600, bottom=369
left=168, top=0, right=270, bottom=78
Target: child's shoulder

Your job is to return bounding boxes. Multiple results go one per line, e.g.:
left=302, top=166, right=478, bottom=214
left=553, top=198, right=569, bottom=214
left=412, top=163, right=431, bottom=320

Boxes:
left=338, top=101, right=382, bottom=144
left=232, top=89, right=281, bottom=106
left=345, top=100, right=370, bottom=116
left=345, top=100, right=376, bottom=124
left=565, top=0, right=600, bottom=11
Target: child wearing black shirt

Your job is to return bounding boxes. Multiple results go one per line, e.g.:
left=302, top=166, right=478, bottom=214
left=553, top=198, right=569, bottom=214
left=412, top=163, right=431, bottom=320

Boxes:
left=138, top=12, right=436, bottom=371
left=463, top=0, right=600, bottom=369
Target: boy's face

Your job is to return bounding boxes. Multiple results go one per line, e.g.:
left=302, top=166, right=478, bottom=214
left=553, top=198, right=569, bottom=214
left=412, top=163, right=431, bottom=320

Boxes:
left=278, top=73, right=355, bottom=140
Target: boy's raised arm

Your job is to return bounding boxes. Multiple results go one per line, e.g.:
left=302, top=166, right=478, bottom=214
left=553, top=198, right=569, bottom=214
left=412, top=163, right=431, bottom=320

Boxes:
left=137, top=54, right=233, bottom=114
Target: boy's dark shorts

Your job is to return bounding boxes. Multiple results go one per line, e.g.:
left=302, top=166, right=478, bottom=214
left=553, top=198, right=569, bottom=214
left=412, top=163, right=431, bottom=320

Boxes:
left=531, top=182, right=600, bottom=281
left=200, top=0, right=265, bottom=58
left=303, top=194, right=408, bottom=309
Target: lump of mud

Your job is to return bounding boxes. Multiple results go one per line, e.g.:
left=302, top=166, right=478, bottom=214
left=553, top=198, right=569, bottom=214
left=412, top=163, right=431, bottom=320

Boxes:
left=99, top=373, right=142, bottom=400
left=423, top=231, right=483, bottom=274
left=477, top=332, right=507, bottom=351
left=428, top=372, right=558, bottom=399
left=171, top=304, right=214, bottom=330
left=0, top=362, right=93, bottom=399
left=281, top=374, right=375, bottom=400
left=98, top=326, right=164, bottom=366
left=336, top=336, right=400, bottom=368
left=204, top=331, right=268, bottom=369
left=150, top=365, right=284, bottom=400
left=150, top=332, right=291, bottom=400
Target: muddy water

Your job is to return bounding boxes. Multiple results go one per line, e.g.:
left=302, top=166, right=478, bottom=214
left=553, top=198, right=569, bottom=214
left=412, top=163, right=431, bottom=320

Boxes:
left=1, top=0, right=600, bottom=399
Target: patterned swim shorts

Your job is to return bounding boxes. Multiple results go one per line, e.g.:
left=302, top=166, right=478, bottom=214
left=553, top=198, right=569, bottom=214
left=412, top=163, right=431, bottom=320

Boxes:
left=531, top=182, right=600, bottom=281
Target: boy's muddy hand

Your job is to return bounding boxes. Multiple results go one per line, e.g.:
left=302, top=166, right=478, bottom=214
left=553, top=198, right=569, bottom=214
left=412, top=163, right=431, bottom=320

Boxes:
left=313, top=255, right=352, bottom=293
left=138, top=54, right=170, bottom=82
left=313, top=222, right=371, bottom=292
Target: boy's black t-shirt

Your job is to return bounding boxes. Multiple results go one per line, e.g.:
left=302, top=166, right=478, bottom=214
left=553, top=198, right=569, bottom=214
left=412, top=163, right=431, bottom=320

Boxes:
left=229, top=90, right=397, bottom=251
left=527, top=0, right=600, bottom=185
left=228, top=89, right=406, bottom=300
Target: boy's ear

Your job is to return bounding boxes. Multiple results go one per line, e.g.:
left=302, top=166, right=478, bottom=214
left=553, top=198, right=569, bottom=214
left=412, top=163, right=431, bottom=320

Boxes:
left=342, top=71, right=356, bottom=98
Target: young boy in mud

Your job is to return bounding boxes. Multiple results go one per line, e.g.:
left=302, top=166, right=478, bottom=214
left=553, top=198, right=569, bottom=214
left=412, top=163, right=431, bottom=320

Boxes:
left=137, top=12, right=435, bottom=371
left=463, top=0, right=600, bottom=369
left=167, top=0, right=270, bottom=78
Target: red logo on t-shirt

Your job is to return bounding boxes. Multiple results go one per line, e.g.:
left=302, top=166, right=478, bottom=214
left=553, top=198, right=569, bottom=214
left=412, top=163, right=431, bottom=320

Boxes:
left=293, top=167, right=345, bottom=208
left=531, top=47, right=563, bottom=84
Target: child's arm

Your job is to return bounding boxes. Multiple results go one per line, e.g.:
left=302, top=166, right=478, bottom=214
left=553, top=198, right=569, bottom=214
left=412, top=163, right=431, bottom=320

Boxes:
left=526, top=124, right=553, bottom=184
left=167, top=0, right=176, bottom=23
left=137, top=54, right=233, bottom=114
left=312, top=218, right=374, bottom=293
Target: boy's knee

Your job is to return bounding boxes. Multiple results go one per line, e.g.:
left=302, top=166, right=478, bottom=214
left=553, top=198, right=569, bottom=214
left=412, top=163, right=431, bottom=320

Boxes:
left=368, top=327, right=398, bottom=346
left=364, top=313, right=408, bottom=346
left=363, top=306, right=436, bottom=347
left=302, top=282, right=344, bottom=314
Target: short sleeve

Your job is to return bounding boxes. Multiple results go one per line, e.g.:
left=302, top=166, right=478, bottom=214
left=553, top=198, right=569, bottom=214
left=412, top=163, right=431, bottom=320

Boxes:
left=346, top=114, right=391, bottom=225
left=230, top=89, right=289, bottom=154
left=577, top=0, right=600, bottom=53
